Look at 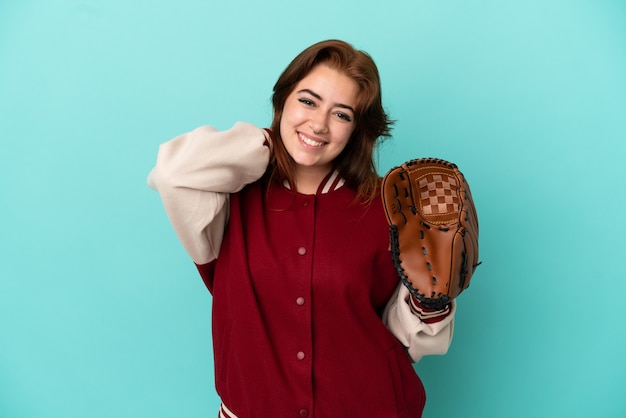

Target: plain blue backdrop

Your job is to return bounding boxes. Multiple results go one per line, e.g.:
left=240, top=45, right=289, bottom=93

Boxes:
left=1, top=0, right=625, bottom=417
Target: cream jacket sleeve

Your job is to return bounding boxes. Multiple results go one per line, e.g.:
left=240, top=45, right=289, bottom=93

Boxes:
left=147, top=122, right=270, bottom=264
left=382, top=284, right=456, bottom=363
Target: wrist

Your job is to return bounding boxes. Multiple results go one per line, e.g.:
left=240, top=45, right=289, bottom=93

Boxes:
left=409, top=295, right=451, bottom=323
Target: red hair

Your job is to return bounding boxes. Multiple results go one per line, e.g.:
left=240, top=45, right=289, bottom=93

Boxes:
left=268, top=39, right=393, bottom=202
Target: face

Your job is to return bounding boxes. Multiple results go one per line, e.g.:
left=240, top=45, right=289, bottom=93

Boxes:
left=280, top=64, right=359, bottom=181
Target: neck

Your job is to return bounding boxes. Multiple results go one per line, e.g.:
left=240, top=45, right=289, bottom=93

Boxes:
left=294, top=165, right=332, bottom=195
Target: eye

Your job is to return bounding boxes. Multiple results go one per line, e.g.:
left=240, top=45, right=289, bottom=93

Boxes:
left=298, top=98, right=315, bottom=106
left=335, top=112, right=353, bottom=122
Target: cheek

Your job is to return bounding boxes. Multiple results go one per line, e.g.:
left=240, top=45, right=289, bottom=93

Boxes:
left=335, top=125, right=355, bottom=148
left=281, top=101, right=305, bottom=127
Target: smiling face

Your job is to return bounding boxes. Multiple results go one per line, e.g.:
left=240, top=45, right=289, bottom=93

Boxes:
left=279, top=64, right=359, bottom=188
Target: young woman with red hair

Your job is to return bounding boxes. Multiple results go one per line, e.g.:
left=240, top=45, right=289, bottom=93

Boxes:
left=148, top=39, right=454, bottom=418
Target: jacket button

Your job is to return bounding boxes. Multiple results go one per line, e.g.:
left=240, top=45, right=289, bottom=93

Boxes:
left=297, top=247, right=307, bottom=255
left=296, top=351, right=306, bottom=360
left=296, top=297, right=305, bottom=306
left=299, top=408, right=309, bottom=417
left=302, top=200, right=310, bottom=207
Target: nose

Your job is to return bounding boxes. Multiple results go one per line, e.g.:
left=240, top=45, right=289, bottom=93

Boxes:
left=309, top=111, right=329, bottom=135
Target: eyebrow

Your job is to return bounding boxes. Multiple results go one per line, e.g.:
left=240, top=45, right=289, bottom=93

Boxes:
left=297, top=89, right=355, bottom=113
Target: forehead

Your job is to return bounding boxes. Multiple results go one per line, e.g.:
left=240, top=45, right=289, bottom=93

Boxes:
left=295, top=64, right=359, bottom=106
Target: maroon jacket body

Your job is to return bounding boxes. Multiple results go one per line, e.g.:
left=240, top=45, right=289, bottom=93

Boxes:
left=197, top=175, right=426, bottom=418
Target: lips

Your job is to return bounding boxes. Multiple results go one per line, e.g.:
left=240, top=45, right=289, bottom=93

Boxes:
left=298, top=132, right=326, bottom=148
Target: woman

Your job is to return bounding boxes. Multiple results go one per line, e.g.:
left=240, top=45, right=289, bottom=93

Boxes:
left=148, top=40, right=454, bottom=418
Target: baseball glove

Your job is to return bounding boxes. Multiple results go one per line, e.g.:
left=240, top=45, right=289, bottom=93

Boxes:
left=381, top=158, right=480, bottom=310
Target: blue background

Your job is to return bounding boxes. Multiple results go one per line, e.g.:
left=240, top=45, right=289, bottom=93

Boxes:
left=1, top=0, right=625, bottom=417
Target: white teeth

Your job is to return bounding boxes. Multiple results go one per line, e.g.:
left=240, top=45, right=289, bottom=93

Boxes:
left=299, top=133, right=325, bottom=147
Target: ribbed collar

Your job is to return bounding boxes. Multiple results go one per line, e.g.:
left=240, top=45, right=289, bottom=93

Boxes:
left=282, top=170, right=346, bottom=195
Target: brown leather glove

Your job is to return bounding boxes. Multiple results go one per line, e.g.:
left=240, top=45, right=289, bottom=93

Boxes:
left=381, top=158, right=480, bottom=310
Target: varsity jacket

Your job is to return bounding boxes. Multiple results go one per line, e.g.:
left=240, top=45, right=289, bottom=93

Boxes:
left=147, top=122, right=455, bottom=418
